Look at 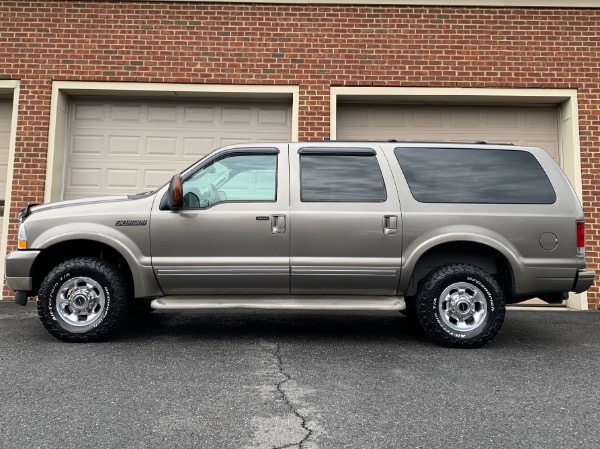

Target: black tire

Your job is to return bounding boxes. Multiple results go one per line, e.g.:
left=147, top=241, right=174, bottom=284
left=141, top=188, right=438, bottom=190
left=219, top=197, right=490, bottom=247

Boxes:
left=37, top=257, right=129, bottom=342
left=415, top=263, right=505, bottom=348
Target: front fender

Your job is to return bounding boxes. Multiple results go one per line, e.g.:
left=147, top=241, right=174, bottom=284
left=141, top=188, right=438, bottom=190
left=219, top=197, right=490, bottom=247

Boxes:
left=31, top=224, right=160, bottom=298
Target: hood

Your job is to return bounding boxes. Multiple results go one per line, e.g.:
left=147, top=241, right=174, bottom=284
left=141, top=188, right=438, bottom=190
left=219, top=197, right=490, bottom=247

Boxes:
left=20, top=196, right=131, bottom=221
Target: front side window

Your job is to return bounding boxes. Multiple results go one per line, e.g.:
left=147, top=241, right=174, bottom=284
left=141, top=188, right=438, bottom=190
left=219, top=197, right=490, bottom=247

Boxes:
left=182, top=153, right=277, bottom=208
left=300, top=152, right=386, bottom=202
left=394, top=147, right=556, bottom=204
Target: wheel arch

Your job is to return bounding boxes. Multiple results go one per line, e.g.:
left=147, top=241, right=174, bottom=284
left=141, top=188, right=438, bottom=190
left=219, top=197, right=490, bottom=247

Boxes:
left=29, top=237, right=162, bottom=299
left=30, top=239, right=133, bottom=296
left=401, top=240, right=515, bottom=299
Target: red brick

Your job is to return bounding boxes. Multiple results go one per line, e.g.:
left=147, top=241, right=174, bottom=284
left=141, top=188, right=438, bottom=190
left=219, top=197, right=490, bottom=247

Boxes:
left=1, top=1, right=600, bottom=306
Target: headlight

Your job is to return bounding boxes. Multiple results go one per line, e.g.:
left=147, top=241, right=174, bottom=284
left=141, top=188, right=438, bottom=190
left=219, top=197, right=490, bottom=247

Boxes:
left=17, top=223, right=27, bottom=249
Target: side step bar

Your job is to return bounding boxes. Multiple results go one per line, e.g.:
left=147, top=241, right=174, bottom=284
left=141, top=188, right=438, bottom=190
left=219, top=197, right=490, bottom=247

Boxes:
left=151, top=296, right=406, bottom=311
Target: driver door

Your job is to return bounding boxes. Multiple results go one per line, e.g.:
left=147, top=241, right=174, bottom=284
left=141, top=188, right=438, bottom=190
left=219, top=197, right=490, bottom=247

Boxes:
left=150, top=145, right=289, bottom=295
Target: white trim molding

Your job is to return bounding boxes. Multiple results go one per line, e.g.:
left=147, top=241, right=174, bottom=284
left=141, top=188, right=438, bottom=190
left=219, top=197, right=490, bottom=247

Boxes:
left=47, top=81, right=300, bottom=203
left=330, top=86, right=587, bottom=310
left=0, top=80, right=20, bottom=294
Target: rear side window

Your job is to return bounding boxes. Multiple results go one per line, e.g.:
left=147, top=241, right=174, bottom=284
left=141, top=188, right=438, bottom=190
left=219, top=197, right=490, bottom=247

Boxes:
left=394, top=148, right=556, bottom=204
left=300, top=153, right=386, bottom=202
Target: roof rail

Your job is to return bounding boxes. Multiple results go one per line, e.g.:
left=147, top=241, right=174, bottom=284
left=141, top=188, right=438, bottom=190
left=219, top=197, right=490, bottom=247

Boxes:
left=311, top=139, right=515, bottom=145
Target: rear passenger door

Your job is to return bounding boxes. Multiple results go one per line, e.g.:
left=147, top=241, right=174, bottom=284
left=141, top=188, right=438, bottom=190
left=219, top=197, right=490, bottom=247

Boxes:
left=289, top=143, right=402, bottom=295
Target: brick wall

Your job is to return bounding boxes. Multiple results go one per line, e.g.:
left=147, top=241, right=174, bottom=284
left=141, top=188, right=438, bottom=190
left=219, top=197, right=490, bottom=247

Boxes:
left=1, top=1, right=599, bottom=306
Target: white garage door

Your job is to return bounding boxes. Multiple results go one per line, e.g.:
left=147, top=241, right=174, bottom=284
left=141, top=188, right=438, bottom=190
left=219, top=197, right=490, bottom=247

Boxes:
left=0, top=99, right=11, bottom=231
left=65, top=99, right=292, bottom=200
left=337, top=104, right=559, bottom=163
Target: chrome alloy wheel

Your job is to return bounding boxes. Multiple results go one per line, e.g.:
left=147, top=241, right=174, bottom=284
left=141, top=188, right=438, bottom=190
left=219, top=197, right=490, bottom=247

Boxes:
left=56, top=276, right=106, bottom=327
left=438, top=281, right=488, bottom=332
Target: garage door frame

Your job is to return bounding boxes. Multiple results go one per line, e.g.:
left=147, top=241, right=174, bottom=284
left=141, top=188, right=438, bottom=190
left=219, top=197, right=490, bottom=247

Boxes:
left=330, top=86, right=586, bottom=310
left=0, top=80, right=20, bottom=294
left=47, top=81, right=300, bottom=203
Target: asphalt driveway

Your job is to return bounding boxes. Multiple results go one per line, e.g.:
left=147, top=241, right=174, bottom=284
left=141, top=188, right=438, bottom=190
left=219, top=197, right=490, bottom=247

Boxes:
left=1, top=302, right=599, bottom=449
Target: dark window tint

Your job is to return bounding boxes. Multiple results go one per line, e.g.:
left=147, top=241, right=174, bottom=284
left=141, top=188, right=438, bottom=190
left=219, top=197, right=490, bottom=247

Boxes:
left=394, top=148, right=556, bottom=204
left=300, top=154, right=386, bottom=202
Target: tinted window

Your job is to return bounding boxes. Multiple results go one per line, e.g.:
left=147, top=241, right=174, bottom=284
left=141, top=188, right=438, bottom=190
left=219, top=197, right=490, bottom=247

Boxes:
left=182, top=153, right=277, bottom=208
left=300, top=154, right=386, bottom=202
left=394, top=148, right=556, bottom=204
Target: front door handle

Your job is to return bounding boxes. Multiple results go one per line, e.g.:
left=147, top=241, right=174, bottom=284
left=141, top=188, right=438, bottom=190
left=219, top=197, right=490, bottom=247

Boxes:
left=271, top=215, right=286, bottom=234
left=383, top=215, right=398, bottom=235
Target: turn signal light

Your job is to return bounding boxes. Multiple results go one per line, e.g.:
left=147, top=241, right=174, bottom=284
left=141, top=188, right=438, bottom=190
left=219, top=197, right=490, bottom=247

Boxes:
left=17, top=223, right=27, bottom=250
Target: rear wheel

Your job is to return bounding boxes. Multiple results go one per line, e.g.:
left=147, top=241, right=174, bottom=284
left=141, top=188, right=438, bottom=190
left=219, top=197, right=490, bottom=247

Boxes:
left=416, top=263, right=505, bottom=348
left=37, top=257, right=129, bottom=342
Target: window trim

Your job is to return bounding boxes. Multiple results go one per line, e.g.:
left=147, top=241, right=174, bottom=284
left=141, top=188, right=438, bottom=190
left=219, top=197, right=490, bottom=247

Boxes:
left=394, top=146, right=557, bottom=205
left=298, top=147, right=376, bottom=156
left=173, top=148, right=280, bottom=210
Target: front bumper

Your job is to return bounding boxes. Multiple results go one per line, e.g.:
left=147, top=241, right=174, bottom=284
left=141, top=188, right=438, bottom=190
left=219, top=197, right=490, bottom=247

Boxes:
left=573, top=269, right=595, bottom=294
left=5, top=250, right=40, bottom=292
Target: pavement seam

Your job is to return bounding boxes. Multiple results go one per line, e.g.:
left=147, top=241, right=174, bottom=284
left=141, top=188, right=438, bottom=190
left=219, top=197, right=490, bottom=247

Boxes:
left=263, top=337, right=313, bottom=449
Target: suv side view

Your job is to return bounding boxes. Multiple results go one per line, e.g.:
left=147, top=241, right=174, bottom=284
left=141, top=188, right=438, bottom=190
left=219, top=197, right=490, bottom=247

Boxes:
left=5, top=142, right=595, bottom=348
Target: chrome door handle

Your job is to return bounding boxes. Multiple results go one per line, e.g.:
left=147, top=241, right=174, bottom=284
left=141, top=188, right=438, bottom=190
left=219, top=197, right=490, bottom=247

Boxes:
left=383, top=215, right=398, bottom=235
left=271, top=215, right=286, bottom=234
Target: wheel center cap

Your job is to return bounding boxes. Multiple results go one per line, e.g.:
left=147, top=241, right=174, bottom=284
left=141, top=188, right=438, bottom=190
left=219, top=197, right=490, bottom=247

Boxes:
left=453, top=298, right=472, bottom=316
left=71, top=290, right=90, bottom=311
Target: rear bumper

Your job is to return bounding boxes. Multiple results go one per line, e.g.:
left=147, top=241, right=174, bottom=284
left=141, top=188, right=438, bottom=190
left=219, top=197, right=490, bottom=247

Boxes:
left=573, top=269, right=595, bottom=293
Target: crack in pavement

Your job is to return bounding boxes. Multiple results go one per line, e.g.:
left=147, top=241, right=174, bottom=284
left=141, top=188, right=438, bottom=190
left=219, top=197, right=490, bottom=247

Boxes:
left=263, top=337, right=314, bottom=449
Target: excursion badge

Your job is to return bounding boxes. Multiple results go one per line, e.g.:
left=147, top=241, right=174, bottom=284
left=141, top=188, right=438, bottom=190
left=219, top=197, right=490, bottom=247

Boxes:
left=115, top=220, right=148, bottom=226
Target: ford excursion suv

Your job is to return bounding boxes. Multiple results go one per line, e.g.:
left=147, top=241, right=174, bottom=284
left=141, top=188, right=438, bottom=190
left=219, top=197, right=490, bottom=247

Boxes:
left=5, top=141, right=595, bottom=348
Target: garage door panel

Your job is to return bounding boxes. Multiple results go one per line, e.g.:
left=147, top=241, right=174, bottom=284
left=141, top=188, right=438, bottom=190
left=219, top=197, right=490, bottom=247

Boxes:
left=66, top=99, right=292, bottom=200
left=144, top=170, right=174, bottom=189
left=148, top=105, right=179, bottom=123
left=146, top=136, right=178, bottom=157
left=184, top=106, right=217, bottom=124
left=68, top=168, right=102, bottom=190
left=106, top=169, right=139, bottom=189
left=68, top=163, right=175, bottom=195
left=258, top=107, right=291, bottom=126
left=71, top=135, right=105, bottom=156
left=486, top=109, right=519, bottom=127
left=183, top=137, right=216, bottom=157
left=337, top=104, right=559, bottom=163
left=72, top=103, right=105, bottom=123
left=524, top=108, right=557, bottom=128
left=449, top=110, right=481, bottom=127
left=108, top=135, right=142, bottom=156
left=414, top=108, right=445, bottom=127
left=222, top=106, right=252, bottom=125
left=109, top=104, right=143, bottom=123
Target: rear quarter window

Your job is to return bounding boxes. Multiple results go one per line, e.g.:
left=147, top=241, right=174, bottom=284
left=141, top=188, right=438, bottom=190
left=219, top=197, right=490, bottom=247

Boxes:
left=394, top=147, right=556, bottom=204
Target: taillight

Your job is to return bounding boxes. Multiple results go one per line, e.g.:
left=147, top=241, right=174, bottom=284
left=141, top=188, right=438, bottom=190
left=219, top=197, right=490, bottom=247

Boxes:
left=576, top=220, right=585, bottom=256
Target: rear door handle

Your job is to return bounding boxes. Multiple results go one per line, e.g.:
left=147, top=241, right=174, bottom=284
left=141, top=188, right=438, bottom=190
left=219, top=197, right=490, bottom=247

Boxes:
left=383, top=215, right=398, bottom=235
left=271, top=215, right=286, bottom=234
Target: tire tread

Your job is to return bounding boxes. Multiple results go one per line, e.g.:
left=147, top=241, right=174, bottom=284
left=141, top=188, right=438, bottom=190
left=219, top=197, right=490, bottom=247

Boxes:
left=416, top=263, right=506, bottom=348
left=37, top=257, right=129, bottom=343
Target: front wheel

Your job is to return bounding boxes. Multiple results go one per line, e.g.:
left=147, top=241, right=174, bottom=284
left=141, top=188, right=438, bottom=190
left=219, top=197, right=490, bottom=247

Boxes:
left=416, top=263, right=506, bottom=348
left=37, top=257, right=129, bottom=342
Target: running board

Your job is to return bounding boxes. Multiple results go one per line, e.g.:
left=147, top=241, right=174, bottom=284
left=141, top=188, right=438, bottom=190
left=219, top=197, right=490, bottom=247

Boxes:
left=151, top=296, right=405, bottom=311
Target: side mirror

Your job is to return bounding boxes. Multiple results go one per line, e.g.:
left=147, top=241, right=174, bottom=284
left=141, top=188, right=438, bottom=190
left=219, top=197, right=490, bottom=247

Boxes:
left=167, top=175, right=183, bottom=210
